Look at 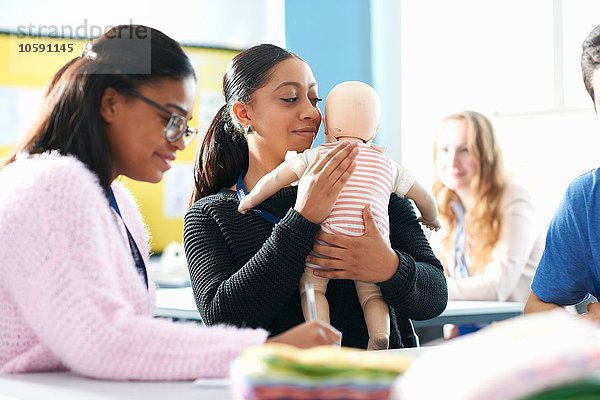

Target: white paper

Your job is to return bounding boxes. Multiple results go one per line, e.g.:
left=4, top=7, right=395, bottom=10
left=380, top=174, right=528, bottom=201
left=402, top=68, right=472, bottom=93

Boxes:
left=162, top=163, right=194, bottom=218
left=192, top=378, right=230, bottom=388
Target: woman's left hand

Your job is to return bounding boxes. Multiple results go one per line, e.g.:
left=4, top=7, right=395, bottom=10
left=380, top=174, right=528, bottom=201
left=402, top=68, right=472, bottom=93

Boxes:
left=307, top=204, right=399, bottom=283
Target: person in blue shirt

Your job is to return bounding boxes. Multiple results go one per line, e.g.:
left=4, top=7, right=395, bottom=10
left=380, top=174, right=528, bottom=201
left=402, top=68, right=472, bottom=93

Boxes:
left=525, top=23, right=600, bottom=324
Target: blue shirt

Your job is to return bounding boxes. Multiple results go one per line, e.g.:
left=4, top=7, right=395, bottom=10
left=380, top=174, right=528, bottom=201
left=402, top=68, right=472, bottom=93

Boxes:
left=531, top=168, right=600, bottom=305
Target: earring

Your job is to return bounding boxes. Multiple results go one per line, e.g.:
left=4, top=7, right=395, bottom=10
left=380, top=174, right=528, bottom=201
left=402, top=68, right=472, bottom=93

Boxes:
left=245, top=125, right=254, bottom=135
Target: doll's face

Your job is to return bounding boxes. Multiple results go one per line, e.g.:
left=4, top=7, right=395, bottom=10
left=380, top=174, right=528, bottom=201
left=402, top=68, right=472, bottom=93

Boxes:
left=435, top=117, right=478, bottom=193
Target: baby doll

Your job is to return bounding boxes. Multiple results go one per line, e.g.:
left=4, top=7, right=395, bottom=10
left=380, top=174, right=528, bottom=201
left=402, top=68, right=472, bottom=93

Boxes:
left=238, top=81, right=441, bottom=350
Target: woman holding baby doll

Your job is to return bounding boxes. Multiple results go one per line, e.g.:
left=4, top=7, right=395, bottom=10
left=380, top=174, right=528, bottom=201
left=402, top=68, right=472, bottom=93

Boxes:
left=183, top=43, right=447, bottom=349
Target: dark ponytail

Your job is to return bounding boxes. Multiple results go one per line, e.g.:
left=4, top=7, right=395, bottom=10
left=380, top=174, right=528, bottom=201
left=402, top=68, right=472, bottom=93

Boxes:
left=189, top=44, right=301, bottom=205
left=191, top=104, right=248, bottom=201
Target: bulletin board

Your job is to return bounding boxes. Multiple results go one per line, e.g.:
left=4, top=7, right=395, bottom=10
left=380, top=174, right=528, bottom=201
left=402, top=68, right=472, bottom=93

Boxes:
left=0, top=32, right=239, bottom=253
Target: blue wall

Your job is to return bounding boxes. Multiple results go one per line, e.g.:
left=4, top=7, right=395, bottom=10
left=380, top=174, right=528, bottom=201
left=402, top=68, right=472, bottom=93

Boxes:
left=285, top=0, right=373, bottom=144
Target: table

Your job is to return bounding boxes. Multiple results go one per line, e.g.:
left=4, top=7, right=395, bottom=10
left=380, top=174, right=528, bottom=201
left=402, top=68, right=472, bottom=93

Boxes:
left=412, top=300, right=523, bottom=327
left=0, top=347, right=432, bottom=400
left=155, top=287, right=524, bottom=327
left=154, top=288, right=202, bottom=322
left=0, top=372, right=229, bottom=400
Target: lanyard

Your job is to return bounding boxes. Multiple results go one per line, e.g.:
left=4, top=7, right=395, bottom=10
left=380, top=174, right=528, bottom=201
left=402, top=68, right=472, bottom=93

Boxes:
left=451, top=200, right=469, bottom=279
left=236, top=171, right=281, bottom=224
left=109, top=188, right=149, bottom=288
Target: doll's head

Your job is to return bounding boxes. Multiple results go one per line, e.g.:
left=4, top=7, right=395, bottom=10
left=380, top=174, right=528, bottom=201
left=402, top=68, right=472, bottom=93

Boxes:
left=324, top=81, right=381, bottom=144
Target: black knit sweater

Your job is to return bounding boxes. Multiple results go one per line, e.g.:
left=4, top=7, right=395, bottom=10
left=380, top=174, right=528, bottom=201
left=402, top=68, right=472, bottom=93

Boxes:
left=183, top=186, right=447, bottom=349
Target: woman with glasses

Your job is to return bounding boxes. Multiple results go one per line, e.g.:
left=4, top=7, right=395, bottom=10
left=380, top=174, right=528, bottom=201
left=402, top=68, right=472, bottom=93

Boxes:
left=0, top=25, right=340, bottom=380
left=183, top=44, right=448, bottom=350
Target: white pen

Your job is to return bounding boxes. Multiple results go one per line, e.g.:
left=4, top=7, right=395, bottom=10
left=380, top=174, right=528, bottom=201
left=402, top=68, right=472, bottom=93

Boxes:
left=305, top=280, right=317, bottom=321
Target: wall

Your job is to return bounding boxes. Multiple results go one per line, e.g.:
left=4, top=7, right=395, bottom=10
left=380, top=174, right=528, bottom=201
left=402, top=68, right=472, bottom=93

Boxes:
left=0, top=0, right=285, bottom=48
left=0, top=1, right=286, bottom=253
left=285, top=0, right=373, bottom=144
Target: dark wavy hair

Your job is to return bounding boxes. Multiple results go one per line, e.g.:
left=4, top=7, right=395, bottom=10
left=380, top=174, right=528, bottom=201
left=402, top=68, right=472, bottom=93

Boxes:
left=188, top=44, right=301, bottom=205
left=3, top=25, right=195, bottom=195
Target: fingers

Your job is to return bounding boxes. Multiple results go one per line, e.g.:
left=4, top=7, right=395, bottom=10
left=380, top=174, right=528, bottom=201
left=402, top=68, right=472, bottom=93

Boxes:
left=418, top=217, right=442, bottom=231
left=312, top=243, right=345, bottom=258
left=580, top=312, right=600, bottom=326
left=587, top=301, right=600, bottom=314
left=293, top=141, right=359, bottom=224
left=364, top=204, right=374, bottom=219
left=361, top=204, right=377, bottom=234
left=306, top=256, right=343, bottom=270
left=267, top=320, right=342, bottom=348
left=238, top=197, right=253, bottom=213
left=307, top=141, right=351, bottom=175
left=315, top=232, right=348, bottom=249
left=330, top=159, right=357, bottom=194
left=580, top=302, right=600, bottom=326
left=313, top=268, right=348, bottom=280
left=309, top=320, right=342, bottom=345
left=325, top=145, right=358, bottom=183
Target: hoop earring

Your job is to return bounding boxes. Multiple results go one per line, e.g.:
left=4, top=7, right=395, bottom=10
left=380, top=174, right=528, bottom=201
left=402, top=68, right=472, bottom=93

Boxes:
left=245, top=125, right=254, bottom=135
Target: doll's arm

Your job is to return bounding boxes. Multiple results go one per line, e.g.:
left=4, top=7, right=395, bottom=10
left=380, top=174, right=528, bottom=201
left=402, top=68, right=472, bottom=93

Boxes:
left=405, top=181, right=441, bottom=231
left=390, top=161, right=441, bottom=231
left=238, top=161, right=301, bottom=213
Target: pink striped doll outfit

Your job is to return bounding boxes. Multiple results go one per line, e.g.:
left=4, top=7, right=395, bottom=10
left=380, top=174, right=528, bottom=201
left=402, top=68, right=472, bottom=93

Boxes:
left=287, top=142, right=415, bottom=308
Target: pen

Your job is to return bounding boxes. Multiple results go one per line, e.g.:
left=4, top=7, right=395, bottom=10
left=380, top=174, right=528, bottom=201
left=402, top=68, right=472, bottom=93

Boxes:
left=305, top=281, right=317, bottom=321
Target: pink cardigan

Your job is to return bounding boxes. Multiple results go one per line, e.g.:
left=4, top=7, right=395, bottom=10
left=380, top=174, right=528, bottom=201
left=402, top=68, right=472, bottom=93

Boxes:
left=0, top=153, right=267, bottom=380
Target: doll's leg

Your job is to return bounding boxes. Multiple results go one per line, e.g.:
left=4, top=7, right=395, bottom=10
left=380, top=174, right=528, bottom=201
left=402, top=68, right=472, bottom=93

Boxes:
left=299, top=269, right=330, bottom=323
left=355, top=281, right=390, bottom=350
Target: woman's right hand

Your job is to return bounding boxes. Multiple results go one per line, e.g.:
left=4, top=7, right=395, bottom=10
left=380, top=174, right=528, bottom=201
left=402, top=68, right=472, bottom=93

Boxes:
left=294, top=141, right=358, bottom=224
left=266, top=320, right=342, bottom=348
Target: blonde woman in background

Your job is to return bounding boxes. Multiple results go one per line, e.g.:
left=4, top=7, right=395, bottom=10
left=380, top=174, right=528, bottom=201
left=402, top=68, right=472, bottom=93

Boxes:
left=430, top=111, right=544, bottom=308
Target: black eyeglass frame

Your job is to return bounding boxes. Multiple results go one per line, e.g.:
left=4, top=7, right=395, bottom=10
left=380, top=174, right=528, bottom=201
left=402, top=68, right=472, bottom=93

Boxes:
left=129, top=91, right=197, bottom=145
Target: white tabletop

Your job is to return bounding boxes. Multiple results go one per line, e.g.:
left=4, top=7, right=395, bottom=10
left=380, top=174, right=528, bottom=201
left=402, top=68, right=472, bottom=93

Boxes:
left=0, top=347, right=431, bottom=400
left=154, top=288, right=202, bottom=321
left=155, top=287, right=524, bottom=326
left=0, top=372, right=230, bottom=400
left=412, top=300, right=523, bottom=327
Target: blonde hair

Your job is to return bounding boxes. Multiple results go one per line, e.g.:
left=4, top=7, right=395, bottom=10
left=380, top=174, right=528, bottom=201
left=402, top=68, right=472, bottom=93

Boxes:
left=432, top=111, right=506, bottom=275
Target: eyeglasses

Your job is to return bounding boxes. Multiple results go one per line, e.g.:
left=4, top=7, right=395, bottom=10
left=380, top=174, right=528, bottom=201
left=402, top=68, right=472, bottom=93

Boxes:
left=129, top=91, right=198, bottom=146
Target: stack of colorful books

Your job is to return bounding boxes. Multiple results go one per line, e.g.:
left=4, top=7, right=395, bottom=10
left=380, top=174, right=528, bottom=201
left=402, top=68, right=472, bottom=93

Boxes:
left=230, top=343, right=412, bottom=400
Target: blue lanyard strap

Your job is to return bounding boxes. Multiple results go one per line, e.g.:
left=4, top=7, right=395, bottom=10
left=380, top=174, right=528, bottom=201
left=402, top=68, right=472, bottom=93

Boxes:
left=451, top=200, right=469, bottom=279
left=236, top=172, right=281, bottom=224
left=109, top=188, right=149, bottom=288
